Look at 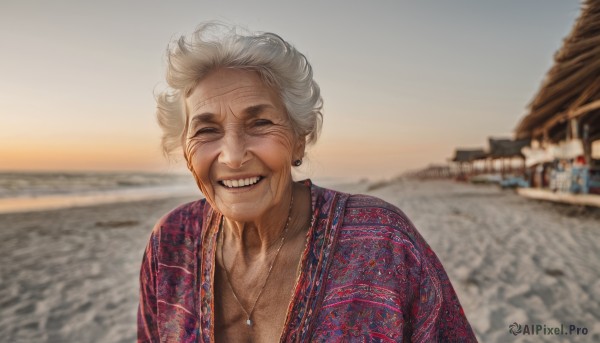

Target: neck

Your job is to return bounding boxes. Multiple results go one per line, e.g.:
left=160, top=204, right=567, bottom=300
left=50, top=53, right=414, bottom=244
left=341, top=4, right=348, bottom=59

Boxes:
left=223, top=183, right=297, bottom=256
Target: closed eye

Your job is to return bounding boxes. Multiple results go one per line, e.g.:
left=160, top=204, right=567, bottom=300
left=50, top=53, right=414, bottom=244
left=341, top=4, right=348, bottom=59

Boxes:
left=253, top=119, right=273, bottom=126
left=194, top=127, right=218, bottom=136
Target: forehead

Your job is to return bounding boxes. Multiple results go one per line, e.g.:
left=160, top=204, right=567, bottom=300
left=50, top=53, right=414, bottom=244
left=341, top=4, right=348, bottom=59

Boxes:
left=187, top=68, right=281, bottom=113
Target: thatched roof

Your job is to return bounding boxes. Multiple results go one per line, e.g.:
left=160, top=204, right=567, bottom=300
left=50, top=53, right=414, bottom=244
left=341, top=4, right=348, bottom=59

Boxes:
left=515, top=0, right=600, bottom=140
left=488, top=138, right=531, bottom=158
left=451, top=149, right=487, bottom=162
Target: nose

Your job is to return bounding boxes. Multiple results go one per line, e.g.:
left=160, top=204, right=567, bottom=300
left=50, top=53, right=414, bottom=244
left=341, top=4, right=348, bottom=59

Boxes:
left=218, top=130, right=250, bottom=169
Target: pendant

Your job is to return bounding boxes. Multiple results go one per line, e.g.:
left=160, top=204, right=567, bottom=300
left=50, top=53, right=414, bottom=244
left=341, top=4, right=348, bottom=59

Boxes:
left=246, top=319, right=252, bottom=326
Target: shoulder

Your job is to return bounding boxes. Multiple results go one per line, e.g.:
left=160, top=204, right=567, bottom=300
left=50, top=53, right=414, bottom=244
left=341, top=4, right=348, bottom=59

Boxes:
left=329, top=191, right=440, bottom=286
left=341, top=193, right=425, bottom=251
left=335, top=192, right=451, bottom=288
left=147, top=198, right=208, bottom=251
left=344, top=193, right=411, bottom=225
left=309, top=182, right=425, bottom=253
left=154, top=198, right=208, bottom=230
left=311, top=181, right=432, bottom=266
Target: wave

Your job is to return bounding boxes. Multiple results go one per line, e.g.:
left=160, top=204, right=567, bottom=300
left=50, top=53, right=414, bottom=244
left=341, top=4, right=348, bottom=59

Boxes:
left=0, top=171, right=201, bottom=213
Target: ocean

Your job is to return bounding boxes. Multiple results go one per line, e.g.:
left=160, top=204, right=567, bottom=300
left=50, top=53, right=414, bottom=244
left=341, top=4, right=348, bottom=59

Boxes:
left=0, top=171, right=362, bottom=214
left=0, top=171, right=201, bottom=213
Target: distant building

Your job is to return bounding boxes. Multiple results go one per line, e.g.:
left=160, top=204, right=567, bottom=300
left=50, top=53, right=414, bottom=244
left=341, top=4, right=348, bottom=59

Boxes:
left=515, top=0, right=600, bottom=199
left=450, top=148, right=486, bottom=180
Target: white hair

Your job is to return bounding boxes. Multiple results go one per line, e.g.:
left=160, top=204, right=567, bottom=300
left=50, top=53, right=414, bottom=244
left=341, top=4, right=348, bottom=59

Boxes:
left=156, top=22, right=323, bottom=159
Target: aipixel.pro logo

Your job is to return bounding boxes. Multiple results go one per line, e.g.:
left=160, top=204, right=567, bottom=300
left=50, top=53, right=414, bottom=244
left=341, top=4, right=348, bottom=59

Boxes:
left=508, top=322, right=588, bottom=337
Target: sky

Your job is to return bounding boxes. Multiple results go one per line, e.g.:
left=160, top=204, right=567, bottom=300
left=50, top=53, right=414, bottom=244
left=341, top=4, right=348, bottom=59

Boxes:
left=0, top=0, right=582, bottom=180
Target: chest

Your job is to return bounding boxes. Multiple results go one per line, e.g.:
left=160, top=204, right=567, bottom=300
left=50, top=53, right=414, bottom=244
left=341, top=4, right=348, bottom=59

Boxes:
left=212, top=236, right=307, bottom=342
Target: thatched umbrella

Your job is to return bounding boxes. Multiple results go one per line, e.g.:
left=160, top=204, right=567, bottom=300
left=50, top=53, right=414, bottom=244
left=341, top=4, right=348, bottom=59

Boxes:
left=451, top=149, right=487, bottom=176
left=487, top=138, right=531, bottom=174
left=515, top=0, right=600, bottom=143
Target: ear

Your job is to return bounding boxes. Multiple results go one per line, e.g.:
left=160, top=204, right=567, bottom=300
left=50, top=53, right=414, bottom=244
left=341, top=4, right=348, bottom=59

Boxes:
left=293, top=134, right=307, bottom=161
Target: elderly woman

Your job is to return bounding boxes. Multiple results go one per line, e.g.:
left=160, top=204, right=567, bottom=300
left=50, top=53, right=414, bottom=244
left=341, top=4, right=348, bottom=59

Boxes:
left=138, top=23, right=476, bottom=342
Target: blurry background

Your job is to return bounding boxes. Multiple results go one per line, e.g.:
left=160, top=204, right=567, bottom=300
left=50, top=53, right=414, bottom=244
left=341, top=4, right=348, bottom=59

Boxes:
left=0, top=0, right=580, bottom=179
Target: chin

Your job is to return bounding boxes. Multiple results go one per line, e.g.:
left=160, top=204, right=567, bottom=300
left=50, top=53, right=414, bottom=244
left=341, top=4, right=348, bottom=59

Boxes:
left=219, top=203, right=264, bottom=223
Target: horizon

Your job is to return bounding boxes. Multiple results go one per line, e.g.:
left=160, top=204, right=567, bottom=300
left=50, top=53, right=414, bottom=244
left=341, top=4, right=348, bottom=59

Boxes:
left=0, top=1, right=581, bottom=179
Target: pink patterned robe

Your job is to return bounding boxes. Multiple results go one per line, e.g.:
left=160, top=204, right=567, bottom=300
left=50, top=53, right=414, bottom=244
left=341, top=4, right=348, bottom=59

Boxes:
left=138, top=180, right=477, bottom=342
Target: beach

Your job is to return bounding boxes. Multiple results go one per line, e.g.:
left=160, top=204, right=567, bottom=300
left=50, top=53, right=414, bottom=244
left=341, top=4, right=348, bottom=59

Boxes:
left=0, top=196, right=198, bottom=343
left=368, top=179, right=600, bottom=342
left=1, top=179, right=599, bottom=342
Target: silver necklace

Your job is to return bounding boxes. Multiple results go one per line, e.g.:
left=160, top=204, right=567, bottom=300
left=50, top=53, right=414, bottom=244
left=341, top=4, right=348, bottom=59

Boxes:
left=219, top=192, right=294, bottom=327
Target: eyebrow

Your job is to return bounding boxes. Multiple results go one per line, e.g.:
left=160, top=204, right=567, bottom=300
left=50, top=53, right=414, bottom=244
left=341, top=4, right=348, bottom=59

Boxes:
left=245, top=104, right=271, bottom=117
left=189, top=113, right=216, bottom=127
left=189, top=104, right=274, bottom=126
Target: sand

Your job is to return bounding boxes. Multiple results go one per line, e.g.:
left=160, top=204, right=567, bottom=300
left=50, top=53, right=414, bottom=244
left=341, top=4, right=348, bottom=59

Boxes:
left=0, top=196, right=197, bottom=343
left=368, top=180, right=600, bottom=342
left=1, top=179, right=599, bottom=342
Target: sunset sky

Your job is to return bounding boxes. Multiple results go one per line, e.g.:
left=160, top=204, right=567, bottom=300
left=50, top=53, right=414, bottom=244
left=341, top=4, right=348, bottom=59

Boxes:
left=0, top=1, right=581, bottom=180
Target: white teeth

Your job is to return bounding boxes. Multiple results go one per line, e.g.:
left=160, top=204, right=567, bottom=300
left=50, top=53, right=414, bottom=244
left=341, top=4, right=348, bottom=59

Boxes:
left=222, top=176, right=260, bottom=188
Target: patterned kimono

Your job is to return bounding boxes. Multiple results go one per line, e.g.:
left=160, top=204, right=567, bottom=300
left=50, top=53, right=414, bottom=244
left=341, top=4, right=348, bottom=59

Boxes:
left=138, top=180, right=477, bottom=342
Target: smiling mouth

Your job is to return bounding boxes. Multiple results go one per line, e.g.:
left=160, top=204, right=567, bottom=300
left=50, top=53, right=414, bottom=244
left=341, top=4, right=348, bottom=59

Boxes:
left=218, top=176, right=264, bottom=188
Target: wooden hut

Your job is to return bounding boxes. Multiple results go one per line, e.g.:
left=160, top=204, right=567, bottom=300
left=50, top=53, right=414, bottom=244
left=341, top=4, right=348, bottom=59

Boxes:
left=486, top=138, right=531, bottom=176
left=515, top=0, right=600, bottom=199
left=450, top=149, right=487, bottom=180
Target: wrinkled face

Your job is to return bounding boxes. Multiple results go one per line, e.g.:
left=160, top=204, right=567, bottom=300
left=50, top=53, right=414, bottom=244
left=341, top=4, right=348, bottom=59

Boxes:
left=185, top=68, right=304, bottom=222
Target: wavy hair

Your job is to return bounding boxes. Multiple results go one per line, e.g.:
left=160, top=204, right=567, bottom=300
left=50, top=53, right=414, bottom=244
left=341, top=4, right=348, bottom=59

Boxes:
left=156, top=22, right=323, bottom=159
